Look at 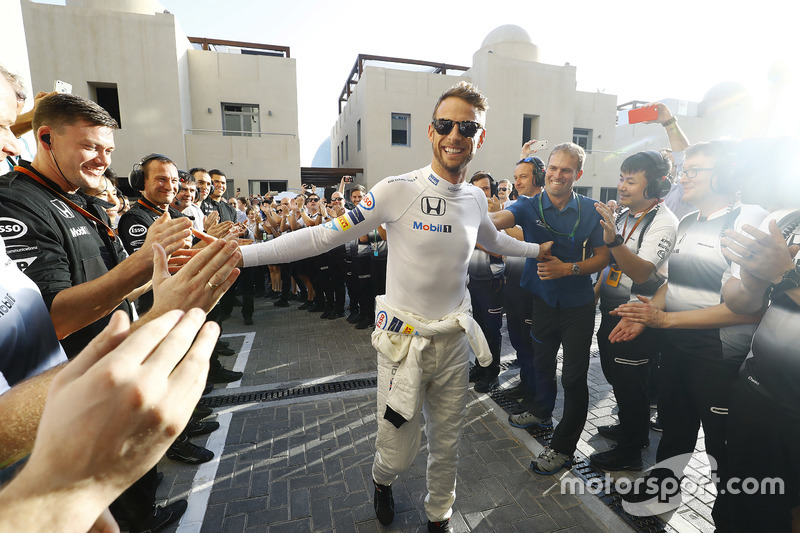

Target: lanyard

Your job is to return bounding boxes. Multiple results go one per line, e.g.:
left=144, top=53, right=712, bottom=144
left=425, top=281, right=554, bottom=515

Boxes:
left=14, top=165, right=117, bottom=241
left=537, top=191, right=581, bottom=238
left=137, top=197, right=165, bottom=216
left=621, top=201, right=659, bottom=244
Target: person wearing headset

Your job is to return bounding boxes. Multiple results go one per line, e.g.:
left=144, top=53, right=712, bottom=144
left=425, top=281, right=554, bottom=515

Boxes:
left=589, top=151, right=679, bottom=472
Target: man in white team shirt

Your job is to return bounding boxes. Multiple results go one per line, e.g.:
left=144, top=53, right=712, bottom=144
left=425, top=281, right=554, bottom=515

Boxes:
left=231, top=82, right=551, bottom=532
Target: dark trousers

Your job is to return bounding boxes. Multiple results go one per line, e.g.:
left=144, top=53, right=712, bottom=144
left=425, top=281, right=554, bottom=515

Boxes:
left=344, top=256, right=360, bottom=313
left=238, top=267, right=256, bottom=319
left=529, top=297, right=596, bottom=456
left=503, top=281, right=536, bottom=403
left=656, top=343, right=738, bottom=491
left=354, top=255, right=373, bottom=319
left=328, top=252, right=348, bottom=313
left=468, top=276, right=504, bottom=380
left=597, top=312, right=658, bottom=452
left=712, top=379, right=800, bottom=533
left=110, top=467, right=158, bottom=529
left=312, top=254, right=332, bottom=310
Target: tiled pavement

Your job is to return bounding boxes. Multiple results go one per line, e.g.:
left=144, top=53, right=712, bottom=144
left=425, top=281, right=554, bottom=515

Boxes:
left=154, top=295, right=719, bottom=533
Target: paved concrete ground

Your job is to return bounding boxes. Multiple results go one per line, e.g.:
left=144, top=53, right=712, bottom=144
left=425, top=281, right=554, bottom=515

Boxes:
left=153, top=295, right=719, bottom=533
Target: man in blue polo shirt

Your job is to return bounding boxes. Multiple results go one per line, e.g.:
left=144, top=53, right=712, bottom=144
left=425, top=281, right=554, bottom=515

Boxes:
left=491, top=142, right=609, bottom=474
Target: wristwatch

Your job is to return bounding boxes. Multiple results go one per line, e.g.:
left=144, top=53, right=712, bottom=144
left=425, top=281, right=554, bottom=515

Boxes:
left=771, top=265, right=800, bottom=293
left=571, top=263, right=581, bottom=276
left=607, top=234, right=624, bottom=248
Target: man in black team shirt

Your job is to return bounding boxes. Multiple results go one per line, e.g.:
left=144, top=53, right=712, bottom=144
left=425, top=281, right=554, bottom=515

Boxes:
left=0, top=92, right=193, bottom=532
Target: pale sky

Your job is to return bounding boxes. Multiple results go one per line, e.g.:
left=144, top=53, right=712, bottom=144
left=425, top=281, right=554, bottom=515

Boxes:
left=47, top=0, right=800, bottom=165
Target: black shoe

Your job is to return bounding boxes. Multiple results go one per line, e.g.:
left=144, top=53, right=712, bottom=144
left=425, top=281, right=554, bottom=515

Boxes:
left=214, top=344, right=235, bottom=356
left=130, top=499, right=188, bottom=533
left=208, top=358, right=243, bottom=384
left=202, top=382, right=214, bottom=396
left=468, top=365, right=485, bottom=383
left=217, top=340, right=230, bottom=347
left=346, top=311, right=361, bottom=324
left=243, top=316, right=253, bottom=325
left=355, top=320, right=373, bottom=330
left=298, top=301, right=312, bottom=310
left=307, top=304, right=325, bottom=313
left=502, top=383, right=526, bottom=400
left=474, top=376, right=499, bottom=393
left=597, top=424, right=650, bottom=448
left=166, top=437, right=214, bottom=464
left=650, top=415, right=662, bottom=432
left=267, top=290, right=281, bottom=299
left=193, top=405, right=214, bottom=420
left=273, top=299, right=290, bottom=308
left=373, top=481, right=394, bottom=525
left=428, top=519, right=453, bottom=533
left=185, top=418, right=220, bottom=438
left=327, top=310, right=345, bottom=320
left=589, top=446, right=643, bottom=471
left=320, top=310, right=333, bottom=319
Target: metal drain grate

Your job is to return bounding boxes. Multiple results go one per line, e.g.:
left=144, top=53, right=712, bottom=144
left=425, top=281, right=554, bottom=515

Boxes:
left=199, top=377, right=378, bottom=408
left=489, top=379, right=672, bottom=533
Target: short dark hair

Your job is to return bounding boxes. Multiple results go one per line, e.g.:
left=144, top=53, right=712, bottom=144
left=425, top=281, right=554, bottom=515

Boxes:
left=32, top=93, right=118, bottom=135
left=432, top=81, right=488, bottom=121
left=470, top=171, right=493, bottom=184
left=350, top=184, right=366, bottom=195
left=208, top=169, right=225, bottom=178
left=179, top=170, right=196, bottom=188
left=142, top=155, right=177, bottom=181
left=189, top=167, right=208, bottom=176
left=620, top=151, right=669, bottom=184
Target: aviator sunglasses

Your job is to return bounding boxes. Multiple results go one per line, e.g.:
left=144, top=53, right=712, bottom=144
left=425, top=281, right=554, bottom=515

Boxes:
left=431, top=119, right=482, bottom=138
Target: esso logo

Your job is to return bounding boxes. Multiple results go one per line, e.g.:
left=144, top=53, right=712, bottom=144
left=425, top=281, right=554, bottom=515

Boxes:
left=129, top=224, right=148, bottom=237
left=360, top=192, right=375, bottom=211
left=0, top=218, right=28, bottom=240
left=375, top=311, right=388, bottom=329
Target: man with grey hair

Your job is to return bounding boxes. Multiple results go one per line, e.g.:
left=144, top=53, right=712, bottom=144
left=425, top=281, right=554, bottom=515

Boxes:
left=491, top=142, right=610, bottom=475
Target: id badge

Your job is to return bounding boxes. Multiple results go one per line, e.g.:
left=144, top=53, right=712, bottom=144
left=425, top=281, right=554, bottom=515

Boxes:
left=606, top=265, right=622, bottom=287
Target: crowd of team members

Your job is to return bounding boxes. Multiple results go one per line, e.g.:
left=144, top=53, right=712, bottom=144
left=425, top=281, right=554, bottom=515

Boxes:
left=0, top=64, right=798, bottom=533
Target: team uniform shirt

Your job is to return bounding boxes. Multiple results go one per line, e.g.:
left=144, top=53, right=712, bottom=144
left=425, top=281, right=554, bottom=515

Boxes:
left=506, top=191, right=606, bottom=308
left=0, top=237, right=67, bottom=395
left=118, top=197, right=186, bottom=255
left=182, top=202, right=205, bottom=233
left=0, top=163, right=131, bottom=358
left=598, top=202, right=678, bottom=312
left=665, top=203, right=768, bottom=364
left=241, top=165, right=542, bottom=320
left=734, top=208, right=800, bottom=417
left=202, top=197, right=237, bottom=223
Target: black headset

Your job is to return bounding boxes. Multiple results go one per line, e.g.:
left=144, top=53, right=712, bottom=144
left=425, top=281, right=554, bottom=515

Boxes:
left=518, top=156, right=546, bottom=188
left=129, top=153, right=169, bottom=191
left=471, top=171, right=498, bottom=197
left=640, top=150, right=672, bottom=200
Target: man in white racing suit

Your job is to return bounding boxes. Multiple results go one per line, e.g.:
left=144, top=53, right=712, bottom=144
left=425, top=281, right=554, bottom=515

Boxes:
left=234, top=82, right=551, bottom=532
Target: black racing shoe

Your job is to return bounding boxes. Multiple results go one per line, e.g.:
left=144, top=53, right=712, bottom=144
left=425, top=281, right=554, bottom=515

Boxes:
left=273, top=299, right=290, bottom=308
left=589, top=446, right=643, bottom=471
left=468, top=365, right=485, bottom=383
left=185, top=418, right=220, bottom=438
left=373, top=481, right=394, bottom=525
left=346, top=311, right=361, bottom=324
left=166, top=436, right=214, bottom=465
left=130, top=499, right=188, bottom=533
left=474, top=376, right=499, bottom=393
left=597, top=424, right=650, bottom=448
left=428, top=519, right=453, bottom=533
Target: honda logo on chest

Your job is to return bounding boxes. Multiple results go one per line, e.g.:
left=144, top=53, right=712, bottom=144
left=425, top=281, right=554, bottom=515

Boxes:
left=420, top=197, right=446, bottom=216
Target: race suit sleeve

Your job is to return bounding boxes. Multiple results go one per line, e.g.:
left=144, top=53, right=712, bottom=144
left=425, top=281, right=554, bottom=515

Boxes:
left=473, top=189, right=541, bottom=258
left=241, top=178, right=404, bottom=268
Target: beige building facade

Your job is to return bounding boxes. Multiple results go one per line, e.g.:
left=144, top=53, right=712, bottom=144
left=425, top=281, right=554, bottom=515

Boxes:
left=5, top=0, right=301, bottom=197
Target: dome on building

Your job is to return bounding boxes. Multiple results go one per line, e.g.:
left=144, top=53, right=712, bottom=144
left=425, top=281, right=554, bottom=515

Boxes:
left=311, top=136, right=332, bottom=167
left=481, top=25, right=533, bottom=48
left=475, top=25, right=540, bottom=63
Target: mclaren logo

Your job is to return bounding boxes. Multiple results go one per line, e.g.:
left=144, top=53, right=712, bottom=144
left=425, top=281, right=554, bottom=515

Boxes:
left=420, top=197, right=446, bottom=216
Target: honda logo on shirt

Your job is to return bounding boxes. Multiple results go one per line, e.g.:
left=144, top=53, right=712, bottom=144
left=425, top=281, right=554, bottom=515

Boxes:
left=420, top=197, right=446, bottom=216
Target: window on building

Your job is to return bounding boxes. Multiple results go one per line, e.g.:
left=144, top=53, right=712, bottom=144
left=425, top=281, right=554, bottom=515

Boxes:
left=574, top=186, right=591, bottom=198
left=391, top=113, right=410, bottom=146
left=88, top=82, right=121, bottom=128
left=600, top=187, right=618, bottom=204
left=337, top=145, right=340, bottom=167
left=340, top=141, right=344, bottom=166
left=222, top=103, right=260, bottom=137
left=522, top=114, right=540, bottom=147
left=572, top=128, right=592, bottom=152
left=345, top=135, right=349, bottom=162
left=357, top=120, right=362, bottom=152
